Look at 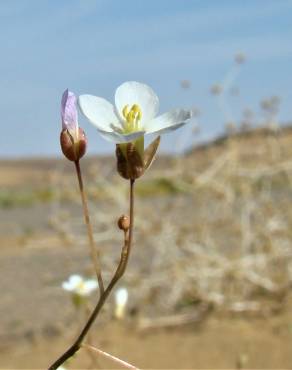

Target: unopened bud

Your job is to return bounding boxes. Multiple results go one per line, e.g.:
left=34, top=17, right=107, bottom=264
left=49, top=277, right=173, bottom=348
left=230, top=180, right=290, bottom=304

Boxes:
left=117, top=215, right=130, bottom=232
left=60, top=128, right=87, bottom=161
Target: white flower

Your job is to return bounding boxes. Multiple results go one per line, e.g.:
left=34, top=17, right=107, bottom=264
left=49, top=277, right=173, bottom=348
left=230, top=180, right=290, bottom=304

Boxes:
left=114, top=287, right=129, bottom=319
left=62, top=274, right=98, bottom=297
left=78, top=81, right=192, bottom=143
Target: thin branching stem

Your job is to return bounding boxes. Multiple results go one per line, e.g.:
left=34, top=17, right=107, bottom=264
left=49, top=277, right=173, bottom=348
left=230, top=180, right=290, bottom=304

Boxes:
left=74, top=159, right=104, bottom=295
left=48, top=179, right=135, bottom=370
left=84, top=305, right=100, bottom=368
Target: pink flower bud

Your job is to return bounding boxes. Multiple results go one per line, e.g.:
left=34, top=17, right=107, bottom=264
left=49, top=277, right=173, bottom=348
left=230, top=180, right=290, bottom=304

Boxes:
left=60, top=89, right=87, bottom=161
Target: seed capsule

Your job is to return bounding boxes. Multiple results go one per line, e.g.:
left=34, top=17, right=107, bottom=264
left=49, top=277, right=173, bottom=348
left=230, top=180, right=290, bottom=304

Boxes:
left=117, top=215, right=130, bottom=232
left=115, top=136, right=161, bottom=180
left=116, top=143, right=144, bottom=180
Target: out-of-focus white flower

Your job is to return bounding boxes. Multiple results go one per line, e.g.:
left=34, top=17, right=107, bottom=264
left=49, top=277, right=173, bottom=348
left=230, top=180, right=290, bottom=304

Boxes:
left=114, top=287, right=129, bottom=319
left=57, top=366, right=67, bottom=370
left=62, top=274, right=98, bottom=297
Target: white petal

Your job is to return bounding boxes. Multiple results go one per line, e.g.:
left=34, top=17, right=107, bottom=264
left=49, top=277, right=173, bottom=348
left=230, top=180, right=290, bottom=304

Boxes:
left=98, top=128, right=145, bottom=143
left=69, top=274, right=83, bottom=285
left=84, top=279, right=98, bottom=292
left=62, top=282, right=74, bottom=291
left=115, top=81, right=159, bottom=125
left=62, top=274, right=83, bottom=291
left=78, top=95, right=119, bottom=132
left=144, top=109, right=192, bottom=135
left=115, top=288, right=128, bottom=305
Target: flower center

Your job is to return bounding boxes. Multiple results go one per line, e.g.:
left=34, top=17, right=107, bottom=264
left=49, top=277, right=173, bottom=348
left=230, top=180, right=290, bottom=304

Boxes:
left=122, top=104, right=142, bottom=133
left=77, top=281, right=85, bottom=292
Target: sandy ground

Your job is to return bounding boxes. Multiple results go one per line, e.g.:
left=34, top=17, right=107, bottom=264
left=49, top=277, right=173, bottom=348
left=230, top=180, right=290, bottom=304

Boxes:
left=2, top=306, right=292, bottom=369
left=1, top=236, right=292, bottom=369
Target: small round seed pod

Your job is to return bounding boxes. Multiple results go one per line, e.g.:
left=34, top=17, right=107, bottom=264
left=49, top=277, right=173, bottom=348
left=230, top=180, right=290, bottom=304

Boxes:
left=117, top=215, right=130, bottom=232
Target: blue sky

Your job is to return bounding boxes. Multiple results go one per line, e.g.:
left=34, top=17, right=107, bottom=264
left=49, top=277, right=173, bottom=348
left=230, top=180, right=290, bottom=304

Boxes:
left=1, top=0, right=292, bottom=157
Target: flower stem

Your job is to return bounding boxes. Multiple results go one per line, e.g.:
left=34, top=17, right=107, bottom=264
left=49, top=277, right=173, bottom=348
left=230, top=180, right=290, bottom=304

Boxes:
left=84, top=305, right=100, bottom=368
left=48, top=179, right=135, bottom=370
left=74, top=160, right=104, bottom=295
left=82, top=343, right=139, bottom=369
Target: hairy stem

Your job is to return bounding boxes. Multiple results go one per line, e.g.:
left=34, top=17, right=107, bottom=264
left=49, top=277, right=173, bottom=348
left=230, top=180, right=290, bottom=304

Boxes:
left=48, top=179, right=135, bottom=370
left=74, top=160, right=104, bottom=295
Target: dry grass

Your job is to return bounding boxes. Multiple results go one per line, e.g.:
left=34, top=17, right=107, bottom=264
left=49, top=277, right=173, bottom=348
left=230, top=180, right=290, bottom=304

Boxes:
left=46, top=126, right=292, bottom=323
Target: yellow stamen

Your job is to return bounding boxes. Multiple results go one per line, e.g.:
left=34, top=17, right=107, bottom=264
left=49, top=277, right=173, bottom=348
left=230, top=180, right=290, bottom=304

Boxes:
left=78, top=281, right=85, bottom=290
left=122, top=104, right=142, bottom=133
left=128, top=110, right=135, bottom=124
left=122, top=105, right=129, bottom=119
left=131, top=104, right=140, bottom=114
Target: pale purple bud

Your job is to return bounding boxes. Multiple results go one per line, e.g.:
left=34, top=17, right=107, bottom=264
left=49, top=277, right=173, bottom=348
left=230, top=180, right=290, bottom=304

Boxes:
left=60, top=89, right=87, bottom=161
left=61, top=89, right=78, bottom=132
